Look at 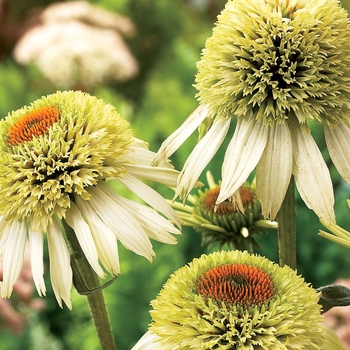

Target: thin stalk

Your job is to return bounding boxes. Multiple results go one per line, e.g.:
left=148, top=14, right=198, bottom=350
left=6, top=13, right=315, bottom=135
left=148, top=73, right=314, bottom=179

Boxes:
left=276, top=176, right=297, bottom=269
left=63, top=220, right=117, bottom=350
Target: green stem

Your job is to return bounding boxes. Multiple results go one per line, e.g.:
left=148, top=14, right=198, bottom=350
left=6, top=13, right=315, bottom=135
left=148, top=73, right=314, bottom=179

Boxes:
left=276, top=176, right=297, bottom=270
left=62, top=220, right=117, bottom=350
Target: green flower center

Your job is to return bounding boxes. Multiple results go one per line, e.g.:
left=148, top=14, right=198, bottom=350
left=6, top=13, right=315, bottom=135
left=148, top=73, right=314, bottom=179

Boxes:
left=196, top=263, right=276, bottom=309
left=6, top=106, right=60, bottom=146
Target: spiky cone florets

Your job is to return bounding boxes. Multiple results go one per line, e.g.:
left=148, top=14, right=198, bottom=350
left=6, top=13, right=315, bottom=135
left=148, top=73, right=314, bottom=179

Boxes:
left=196, top=0, right=350, bottom=126
left=133, top=250, right=344, bottom=349
left=0, top=91, right=181, bottom=308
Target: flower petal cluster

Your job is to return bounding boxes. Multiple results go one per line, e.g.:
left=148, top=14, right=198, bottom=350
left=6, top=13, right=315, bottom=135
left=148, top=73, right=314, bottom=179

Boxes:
left=132, top=250, right=343, bottom=349
left=0, top=91, right=181, bottom=308
left=154, top=0, right=350, bottom=225
left=172, top=171, right=277, bottom=250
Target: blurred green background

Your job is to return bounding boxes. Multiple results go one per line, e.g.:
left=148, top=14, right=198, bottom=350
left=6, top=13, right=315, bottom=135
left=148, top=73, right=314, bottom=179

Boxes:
left=1, top=0, right=350, bottom=349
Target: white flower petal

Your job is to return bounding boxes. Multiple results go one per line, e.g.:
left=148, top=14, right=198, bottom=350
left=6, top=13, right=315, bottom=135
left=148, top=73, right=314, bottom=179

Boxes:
left=217, top=118, right=268, bottom=205
left=0, top=216, right=11, bottom=255
left=256, top=123, right=293, bottom=220
left=47, top=219, right=72, bottom=309
left=1, top=220, right=27, bottom=298
left=0, top=216, right=9, bottom=250
left=114, top=195, right=180, bottom=244
left=132, top=331, right=174, bottom=350
left=125, top=140, right=174, bottom=169
left=324, top=121, right=350, bottom=185
left=118, top=173, right=181, bottom=227
left=124, top=143, right=159, bottom=166
left=153, top=105, right=209, bottom=165
left=176, top=117, right=231, bottom=200
left=289, top=118, right=335, bottom=225
left=77, top=197, right=120, bottom=275
left=65, top=201, right=105, bottom=278
left=124, top=164, right=179, bottom=187
left=131, top=138, right=149, bottom=150
left=28, top=229, right=46, bottom=296
left=89, top=182, right=155, bottom=260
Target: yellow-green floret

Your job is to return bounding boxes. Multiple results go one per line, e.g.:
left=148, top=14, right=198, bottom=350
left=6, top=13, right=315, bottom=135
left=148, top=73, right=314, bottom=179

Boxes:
left=0, top=91, right=133, bottom=232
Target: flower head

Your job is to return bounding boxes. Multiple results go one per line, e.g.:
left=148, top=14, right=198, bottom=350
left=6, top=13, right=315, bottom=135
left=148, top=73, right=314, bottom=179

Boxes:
left=133, top=250, right=343, bottom=349
left=172, top=171, right=277, bottom=250
left=14, top=1, right=138, bottom=89
left=154, top=0, right=350, bottom=225
left=0, top=91, right=181, bottom=308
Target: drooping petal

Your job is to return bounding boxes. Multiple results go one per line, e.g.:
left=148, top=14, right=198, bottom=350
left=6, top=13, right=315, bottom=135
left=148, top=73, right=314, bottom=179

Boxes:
left=1, top=220, right=27, bottom=298
left=77, top=197, right=120, bottom=275
left=217, top=117, right=268, bottom=206
left=65, top=201, right=105, bottom=278
left=256, top=123, right=293, bottom=220
left=47, top=219, right=72, bottom=309
left=118, top=173, right=181, bottom=227
left=324, top=121, right=350, bottom=185
left=28, top=229, right=46, bottom=296
left=114, top=195, right=180, bottom=244
left=289, top=118, right=335, bottom=225
left=89, top=182, right=155, bottom=260
left=175, top=117, right=231, bottom=201
left=153, top=105, right=209, bottom=165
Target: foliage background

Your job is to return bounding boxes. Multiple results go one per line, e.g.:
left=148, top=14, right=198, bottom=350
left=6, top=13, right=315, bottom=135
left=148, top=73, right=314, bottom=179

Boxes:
left=0, top=0, right=350, bottom=349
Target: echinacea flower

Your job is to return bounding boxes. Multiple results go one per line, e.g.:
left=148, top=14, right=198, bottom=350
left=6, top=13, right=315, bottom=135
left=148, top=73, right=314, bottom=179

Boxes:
left=0, top=91, right=181, bottom=308
left=154, top=0, right=350, bottom=225
left=132, top=250, right=344, bottom=349
left=171, top=171, right=277, bottom=250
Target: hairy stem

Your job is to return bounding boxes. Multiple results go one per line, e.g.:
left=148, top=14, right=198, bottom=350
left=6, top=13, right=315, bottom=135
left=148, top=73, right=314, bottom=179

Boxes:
left=63, top=220, right=117, bottom=350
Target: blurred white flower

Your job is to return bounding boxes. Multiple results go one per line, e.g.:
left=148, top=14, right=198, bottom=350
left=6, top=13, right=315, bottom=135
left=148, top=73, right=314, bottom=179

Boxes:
left=13, top=1, right=138, bottom=89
